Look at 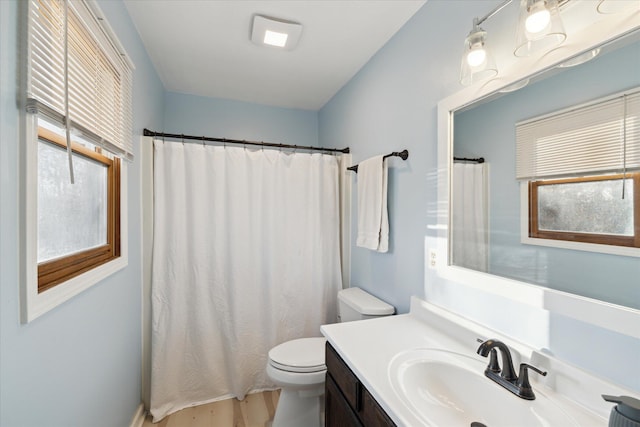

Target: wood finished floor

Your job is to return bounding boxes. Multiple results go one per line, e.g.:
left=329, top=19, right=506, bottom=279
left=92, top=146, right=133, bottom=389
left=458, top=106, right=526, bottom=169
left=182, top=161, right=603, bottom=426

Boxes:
left=143, top=390, right=280, bottom=427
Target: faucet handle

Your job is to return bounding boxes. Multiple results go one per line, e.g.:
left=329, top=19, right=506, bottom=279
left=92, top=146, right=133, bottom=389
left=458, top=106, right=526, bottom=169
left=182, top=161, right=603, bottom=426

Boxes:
left=487, top=348, right=501, bottom=373
left=516, top=363, right=548, bottom=400
left=520, top=363, right=547, bottom=378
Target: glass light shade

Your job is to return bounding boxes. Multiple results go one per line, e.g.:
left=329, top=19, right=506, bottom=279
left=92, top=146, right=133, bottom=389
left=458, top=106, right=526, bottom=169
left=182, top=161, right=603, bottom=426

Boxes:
left=597, top=0, right=639, bottom=14
left=514, top=0, right=566, bottom=57
left=498, top=78, right=530, bottom=93
left=557, top=48, right=601, bottom=68
left=460, top=27, right=498, bottom=86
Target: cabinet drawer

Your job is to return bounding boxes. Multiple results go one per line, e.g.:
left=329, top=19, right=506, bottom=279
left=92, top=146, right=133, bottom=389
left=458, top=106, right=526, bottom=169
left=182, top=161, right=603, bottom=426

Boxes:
left=326, top=342, right=360, bottom=410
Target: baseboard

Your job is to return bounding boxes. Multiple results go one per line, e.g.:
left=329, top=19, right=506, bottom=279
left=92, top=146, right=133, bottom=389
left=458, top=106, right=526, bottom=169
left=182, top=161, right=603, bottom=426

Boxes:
left=129, top=403, right=146, bottom=427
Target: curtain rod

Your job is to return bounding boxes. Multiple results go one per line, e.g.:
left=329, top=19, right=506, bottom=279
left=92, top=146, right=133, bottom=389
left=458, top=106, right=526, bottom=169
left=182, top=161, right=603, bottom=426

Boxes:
left=454, top=156, right=485, bottom=163
left=347, top=150, right=409, bottom=172
left=143, top=129, right=350, bottom=154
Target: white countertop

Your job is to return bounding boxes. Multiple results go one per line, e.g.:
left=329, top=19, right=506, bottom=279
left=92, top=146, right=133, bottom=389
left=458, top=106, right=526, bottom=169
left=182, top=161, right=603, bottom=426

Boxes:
left=321, top=297, right=625, bottom=427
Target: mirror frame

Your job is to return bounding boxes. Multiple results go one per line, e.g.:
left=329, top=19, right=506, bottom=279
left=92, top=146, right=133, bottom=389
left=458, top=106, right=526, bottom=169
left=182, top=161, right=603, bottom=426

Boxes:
left=435, top=10, right=640, bottom=339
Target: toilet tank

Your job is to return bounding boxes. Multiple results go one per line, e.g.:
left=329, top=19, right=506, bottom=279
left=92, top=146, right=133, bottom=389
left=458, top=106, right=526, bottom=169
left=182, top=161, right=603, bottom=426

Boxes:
left=337, top=287, right=395, bottom=322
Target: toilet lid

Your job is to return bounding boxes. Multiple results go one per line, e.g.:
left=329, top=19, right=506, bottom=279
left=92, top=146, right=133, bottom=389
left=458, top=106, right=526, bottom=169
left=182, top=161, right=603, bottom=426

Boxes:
left=268, top=337, right=327, bottom=373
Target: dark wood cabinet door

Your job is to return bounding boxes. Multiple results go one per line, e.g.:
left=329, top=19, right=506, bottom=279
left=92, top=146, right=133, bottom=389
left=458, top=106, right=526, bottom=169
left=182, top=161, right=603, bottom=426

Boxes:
left=360, top=387, right=395, bottom=427
left=325, top=343, right=397, bottom=427
left=326, top=374, right=363, bottom=427
left=325, top=342, right=360, bottom=410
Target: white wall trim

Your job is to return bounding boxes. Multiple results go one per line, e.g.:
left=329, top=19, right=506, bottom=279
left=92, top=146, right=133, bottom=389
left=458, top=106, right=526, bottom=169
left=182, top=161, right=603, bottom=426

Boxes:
left=19, top=115, right=129, bottom=323
left=129, top=403, right=146, bottom=427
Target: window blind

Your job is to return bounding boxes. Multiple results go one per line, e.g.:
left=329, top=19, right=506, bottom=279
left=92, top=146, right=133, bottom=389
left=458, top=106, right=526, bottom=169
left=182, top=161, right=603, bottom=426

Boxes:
left=26, top=0, right=134, bottom=161
left=516, top=89, right=640, bottom=180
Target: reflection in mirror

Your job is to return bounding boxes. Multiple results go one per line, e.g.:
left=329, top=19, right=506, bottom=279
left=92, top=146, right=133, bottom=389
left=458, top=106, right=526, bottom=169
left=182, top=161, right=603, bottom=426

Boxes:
left=452, top=35, right=640, bottom=309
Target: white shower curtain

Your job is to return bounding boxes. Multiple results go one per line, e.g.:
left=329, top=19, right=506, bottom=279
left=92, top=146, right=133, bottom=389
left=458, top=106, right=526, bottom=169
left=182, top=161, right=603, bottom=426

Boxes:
left=452, top=162, right=488, bottom=272
left=150, top=141, right=343, bottom=421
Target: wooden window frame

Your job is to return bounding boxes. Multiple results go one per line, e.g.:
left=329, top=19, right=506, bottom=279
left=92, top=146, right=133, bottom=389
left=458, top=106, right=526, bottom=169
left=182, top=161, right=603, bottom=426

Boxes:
left=529, top=173, right=640, bottom=248
left=37, top=127, right=121, bottom=293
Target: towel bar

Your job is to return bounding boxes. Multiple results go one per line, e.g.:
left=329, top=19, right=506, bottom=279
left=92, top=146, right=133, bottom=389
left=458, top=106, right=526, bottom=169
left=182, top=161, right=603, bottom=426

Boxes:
left=347, top=150, right=409, bottom=172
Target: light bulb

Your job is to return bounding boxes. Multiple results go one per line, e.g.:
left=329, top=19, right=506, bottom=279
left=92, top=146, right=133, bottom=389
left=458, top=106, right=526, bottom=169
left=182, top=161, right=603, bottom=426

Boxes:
left=467, top=47, right=487, bottom=67
left=525, top=2, right=551, bottom=34
left=514, top=0, right=565, bottom=57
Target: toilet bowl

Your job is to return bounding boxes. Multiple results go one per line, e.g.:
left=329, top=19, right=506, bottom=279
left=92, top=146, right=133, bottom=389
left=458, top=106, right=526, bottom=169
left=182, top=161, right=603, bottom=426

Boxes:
left=266, top=287, right=394, bottom=427
left=266, top=337, right=327, bottom=427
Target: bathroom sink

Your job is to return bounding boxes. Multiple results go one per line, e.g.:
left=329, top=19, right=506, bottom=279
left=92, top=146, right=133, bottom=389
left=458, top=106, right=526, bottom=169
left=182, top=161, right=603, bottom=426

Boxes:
left=388, top=348, right=579, bottom=427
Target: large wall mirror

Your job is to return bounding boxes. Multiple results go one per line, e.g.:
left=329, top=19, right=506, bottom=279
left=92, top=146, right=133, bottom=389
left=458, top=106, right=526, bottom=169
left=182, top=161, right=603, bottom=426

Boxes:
left=453, top=34, right=639, bottom=308
left=436, top=7, right=639, bottom=339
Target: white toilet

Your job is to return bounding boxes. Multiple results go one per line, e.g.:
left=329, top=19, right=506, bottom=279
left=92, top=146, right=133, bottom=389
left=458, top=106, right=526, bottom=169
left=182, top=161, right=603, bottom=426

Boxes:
left=266, top=287, right=394, bottom=427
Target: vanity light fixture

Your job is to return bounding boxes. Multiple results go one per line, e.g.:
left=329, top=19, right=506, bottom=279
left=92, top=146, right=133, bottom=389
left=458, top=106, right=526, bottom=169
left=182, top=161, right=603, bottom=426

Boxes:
left=459, top=0, right=512, bottom=86
left=514, top=0, right=566, bottom=57
left=251, top=15, right=303, bottom=51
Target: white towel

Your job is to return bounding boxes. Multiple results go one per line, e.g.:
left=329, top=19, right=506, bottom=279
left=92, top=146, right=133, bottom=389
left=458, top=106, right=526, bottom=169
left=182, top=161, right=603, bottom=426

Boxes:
left=356, top=155, right=389, bottom=253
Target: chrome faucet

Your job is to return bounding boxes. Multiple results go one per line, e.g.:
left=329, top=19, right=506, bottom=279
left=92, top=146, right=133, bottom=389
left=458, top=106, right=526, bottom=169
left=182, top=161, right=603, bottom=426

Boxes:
left=477, top=339, right=547, bottom=400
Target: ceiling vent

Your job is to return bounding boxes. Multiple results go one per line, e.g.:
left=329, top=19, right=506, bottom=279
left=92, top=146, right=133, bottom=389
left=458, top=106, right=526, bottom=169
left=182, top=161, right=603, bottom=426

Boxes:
left=251, top=15, right=302, bottom=51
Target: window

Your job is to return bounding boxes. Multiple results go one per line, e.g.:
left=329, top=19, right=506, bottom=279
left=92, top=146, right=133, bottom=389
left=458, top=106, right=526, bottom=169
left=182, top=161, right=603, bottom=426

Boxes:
left=21, top=0, right=133, bottom=321
left=529, top=173, right=639, bottom=248
left=517, top=88, right=640, bottom=255
left=37, top=126, right=121, bottom=292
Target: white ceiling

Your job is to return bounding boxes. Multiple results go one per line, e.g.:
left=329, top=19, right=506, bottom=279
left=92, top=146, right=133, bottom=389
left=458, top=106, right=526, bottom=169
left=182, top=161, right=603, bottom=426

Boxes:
left=123, top=0, right=426, bottom=111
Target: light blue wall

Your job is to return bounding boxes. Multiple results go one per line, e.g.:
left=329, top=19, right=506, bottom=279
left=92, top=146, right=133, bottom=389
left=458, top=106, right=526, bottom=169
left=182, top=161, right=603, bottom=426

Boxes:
left=454, top=41, right=640, bottom=309
left=319, top=0, right=490, bottom=313
left=163, top=92, right=318, bottom=147
left=0, top=1, right=164, bottom=426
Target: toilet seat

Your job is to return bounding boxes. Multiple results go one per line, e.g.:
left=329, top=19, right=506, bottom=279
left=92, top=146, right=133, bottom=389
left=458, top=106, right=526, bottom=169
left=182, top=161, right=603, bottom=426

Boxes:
left=268, top=337, right=327, bottom=373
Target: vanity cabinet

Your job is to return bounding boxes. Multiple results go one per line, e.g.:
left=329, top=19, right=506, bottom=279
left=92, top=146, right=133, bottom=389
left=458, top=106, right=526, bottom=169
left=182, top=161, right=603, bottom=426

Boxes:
left=325, top=343, right=395, bottom=427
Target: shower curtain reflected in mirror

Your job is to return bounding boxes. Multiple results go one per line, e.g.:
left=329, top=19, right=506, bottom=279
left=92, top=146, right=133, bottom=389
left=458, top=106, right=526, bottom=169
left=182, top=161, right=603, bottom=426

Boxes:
left=150, top=140, right=343, bottom=421
left=452, top=162, right=488, bottom=272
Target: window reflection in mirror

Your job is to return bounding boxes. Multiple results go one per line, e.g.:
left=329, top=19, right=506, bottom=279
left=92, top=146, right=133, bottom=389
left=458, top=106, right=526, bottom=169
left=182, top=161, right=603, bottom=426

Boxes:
left=530, top=174, right=639, bottom=248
